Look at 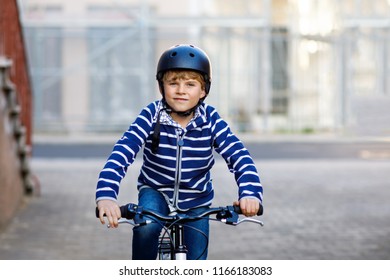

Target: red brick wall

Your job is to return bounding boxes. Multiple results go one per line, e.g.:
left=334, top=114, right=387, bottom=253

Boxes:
left=0, top=0, right=33, bottom=229
left=0, top=0, right=33, bottom=146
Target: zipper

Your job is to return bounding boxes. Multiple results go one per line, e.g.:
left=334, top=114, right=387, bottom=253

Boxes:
left=172, top=128, right=185, bottom=210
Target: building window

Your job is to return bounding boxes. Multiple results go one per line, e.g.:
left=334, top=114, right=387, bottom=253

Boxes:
left=271, top=27, right=289, bottom=114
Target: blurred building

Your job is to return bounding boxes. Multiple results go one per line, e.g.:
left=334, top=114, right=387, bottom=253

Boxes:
left=18, top=0, right=390, bottom=136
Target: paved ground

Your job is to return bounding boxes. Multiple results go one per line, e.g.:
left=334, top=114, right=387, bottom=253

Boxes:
left=31, top=140, right=390, bottom=160
left=1, top=144, right=390, bottom=259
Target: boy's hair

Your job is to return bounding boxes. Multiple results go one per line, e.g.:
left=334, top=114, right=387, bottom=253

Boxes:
left=162, top=70, right=205, bottom=90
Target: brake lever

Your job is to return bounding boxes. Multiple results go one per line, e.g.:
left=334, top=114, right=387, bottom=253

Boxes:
left=236, top=217, right=264, bottom=226
left=107, top=217, right=153, bottom=228
left=107, top=218, right=137, bottom=228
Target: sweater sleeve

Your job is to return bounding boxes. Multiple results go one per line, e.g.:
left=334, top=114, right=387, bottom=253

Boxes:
left=95, top=103, right=156, bottom=202
left=210, top=107, right=263, bottom=203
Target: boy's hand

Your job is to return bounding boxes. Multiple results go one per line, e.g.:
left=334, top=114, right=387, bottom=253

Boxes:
left=233, top=198, right=260, bottom=217
left=97, top=200, right=121, bottom=228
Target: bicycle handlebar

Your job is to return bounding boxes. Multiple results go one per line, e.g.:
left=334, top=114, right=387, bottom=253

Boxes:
left=96, top=203, right=263, bottom=226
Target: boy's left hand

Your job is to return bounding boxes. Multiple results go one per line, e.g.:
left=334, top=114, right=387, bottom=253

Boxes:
left=233, top=198, right=260, bottom=217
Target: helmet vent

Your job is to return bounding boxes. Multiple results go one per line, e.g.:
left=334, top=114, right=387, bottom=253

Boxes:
left=189, top=53, right=195, bottom=57
left=171, top=51, right=177, bottom=57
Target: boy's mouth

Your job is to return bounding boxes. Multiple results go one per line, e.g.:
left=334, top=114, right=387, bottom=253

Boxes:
left=174, top=98, right=188, bottom=102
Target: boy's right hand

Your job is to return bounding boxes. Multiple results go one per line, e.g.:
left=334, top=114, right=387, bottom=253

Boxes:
left=97, top=200, right=121, bottom=228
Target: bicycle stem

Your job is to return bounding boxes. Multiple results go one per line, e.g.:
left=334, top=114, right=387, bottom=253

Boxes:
left=173, top=224, right=187, bottom=260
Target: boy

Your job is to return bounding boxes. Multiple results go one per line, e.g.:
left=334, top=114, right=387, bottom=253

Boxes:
left=96, top=44, right=263, bottom=260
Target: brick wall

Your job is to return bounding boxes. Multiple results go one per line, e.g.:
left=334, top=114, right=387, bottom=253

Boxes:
left=0, top=0, right=34, bottom=229
left=0, top=0, right=33, bottom=146
left=0, top=59, right=25, bottom=229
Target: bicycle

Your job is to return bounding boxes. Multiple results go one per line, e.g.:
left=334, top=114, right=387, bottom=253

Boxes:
left=96, top=203, right=263, bottom=260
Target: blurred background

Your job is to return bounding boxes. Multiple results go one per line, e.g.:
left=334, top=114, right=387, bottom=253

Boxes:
left=16, top=0, right=390, bottom=136
left=1, top=0, right=390, bottom=260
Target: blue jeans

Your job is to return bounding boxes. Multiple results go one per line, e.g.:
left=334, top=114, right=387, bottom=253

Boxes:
left=132, top=187, right=209, bottom=260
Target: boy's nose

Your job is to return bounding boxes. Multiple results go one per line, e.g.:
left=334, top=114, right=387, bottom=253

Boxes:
left=177, top=83, right=186, bottom=93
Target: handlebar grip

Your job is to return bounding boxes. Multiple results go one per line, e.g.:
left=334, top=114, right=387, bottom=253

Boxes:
left=120, top=204, right=134, bottom=219
left=95, top=205, right=136, bottom=219
left=95, top=207, right=100, bottom=218
left=233, top=204, right=263, bottom=216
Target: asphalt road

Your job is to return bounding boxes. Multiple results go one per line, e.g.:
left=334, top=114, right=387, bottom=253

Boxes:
left=32, top=140, right=390, bottom=160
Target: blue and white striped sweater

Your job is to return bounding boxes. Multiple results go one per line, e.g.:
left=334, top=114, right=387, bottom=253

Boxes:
left=96, top=100, right=263, bottom=211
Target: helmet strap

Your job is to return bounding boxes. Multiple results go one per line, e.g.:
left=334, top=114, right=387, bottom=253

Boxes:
left=164, top=101, right=199, bottom=117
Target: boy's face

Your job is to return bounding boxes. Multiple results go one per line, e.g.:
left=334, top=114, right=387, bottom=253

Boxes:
left=162, top=71, right=206, bottom=114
